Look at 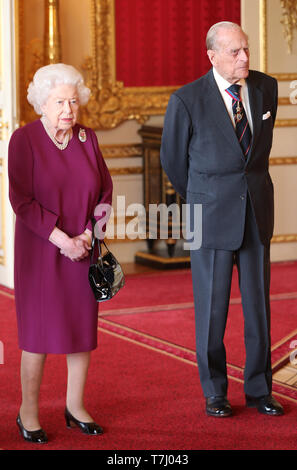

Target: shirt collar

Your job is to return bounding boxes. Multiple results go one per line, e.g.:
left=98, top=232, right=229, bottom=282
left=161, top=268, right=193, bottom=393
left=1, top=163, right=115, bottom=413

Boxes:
left=212, top=67, right=246, bottom=94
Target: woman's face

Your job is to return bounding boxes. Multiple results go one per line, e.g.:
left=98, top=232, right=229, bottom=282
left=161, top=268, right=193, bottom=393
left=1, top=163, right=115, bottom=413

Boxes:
left=41, top=83, right=80, bottom=130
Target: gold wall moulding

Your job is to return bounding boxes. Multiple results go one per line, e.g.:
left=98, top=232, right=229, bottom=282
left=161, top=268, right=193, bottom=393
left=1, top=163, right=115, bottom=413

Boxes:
left=273, top=73, right=297, bottom=81
left=278, top=97, right=296, bottom=105
left=80, top=0, right=178, bottom=130
left=270, top=156, right=297, bottom=164
left=272, top=234, right=297, bottom=243
left=101, top=143, right=143, bottom=159
left=275, top=118, right=297, bottom=127
left=108, top=166, right=143, bottom=176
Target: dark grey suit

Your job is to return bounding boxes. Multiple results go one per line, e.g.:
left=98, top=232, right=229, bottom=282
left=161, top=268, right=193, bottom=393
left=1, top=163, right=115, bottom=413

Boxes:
left=160, top=68, right=278, bottom=398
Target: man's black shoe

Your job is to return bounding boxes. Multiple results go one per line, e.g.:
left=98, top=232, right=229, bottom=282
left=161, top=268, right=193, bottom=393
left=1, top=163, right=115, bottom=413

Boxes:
left=206, top=396, right=232, bottom=417
left=245, top=394, right=284, bottom=416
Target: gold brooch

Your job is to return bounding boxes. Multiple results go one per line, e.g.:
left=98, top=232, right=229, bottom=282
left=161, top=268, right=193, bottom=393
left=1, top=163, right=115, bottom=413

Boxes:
left=78, top=128, right=87, bottom=142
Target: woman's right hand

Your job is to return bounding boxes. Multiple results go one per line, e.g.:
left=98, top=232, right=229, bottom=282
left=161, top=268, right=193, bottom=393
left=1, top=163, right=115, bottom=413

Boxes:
left=49, top=227, right=90, bottom=262
left=60, top=236, right=90, bottom=262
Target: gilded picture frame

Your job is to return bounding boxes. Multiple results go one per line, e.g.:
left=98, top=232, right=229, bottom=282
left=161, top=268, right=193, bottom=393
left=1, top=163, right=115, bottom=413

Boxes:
left=80, top=0, right=178, bottom=130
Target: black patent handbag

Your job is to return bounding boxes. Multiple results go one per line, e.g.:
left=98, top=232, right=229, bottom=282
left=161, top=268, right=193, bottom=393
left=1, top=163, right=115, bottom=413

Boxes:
left=88, top=220, right=125, bottom=302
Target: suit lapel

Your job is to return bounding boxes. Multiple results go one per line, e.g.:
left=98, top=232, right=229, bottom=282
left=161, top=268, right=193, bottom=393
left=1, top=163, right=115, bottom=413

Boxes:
left=246, top=77, right=263, bottom=157
left=206, top=70, right=245, bottom=159
left=206, top=70, right=264, bottom=163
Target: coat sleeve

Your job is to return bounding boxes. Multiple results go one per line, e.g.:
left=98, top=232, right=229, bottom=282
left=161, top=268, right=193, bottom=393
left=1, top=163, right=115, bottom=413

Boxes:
left=160, top=93, right=192, bottom=200
left=85, top=129, right=113, bottom=236
left=8, top=127, right=59, bottom=240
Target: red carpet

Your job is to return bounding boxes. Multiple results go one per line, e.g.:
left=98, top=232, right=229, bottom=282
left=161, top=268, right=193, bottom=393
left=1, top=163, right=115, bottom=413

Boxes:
left=100, top=261, right=297, bottom=372
left=0, top=261, right=297, bottom=450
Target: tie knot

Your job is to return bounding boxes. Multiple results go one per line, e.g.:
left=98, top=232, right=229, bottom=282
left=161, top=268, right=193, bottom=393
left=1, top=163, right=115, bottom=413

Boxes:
left=226, top=84, right=241, bottom=100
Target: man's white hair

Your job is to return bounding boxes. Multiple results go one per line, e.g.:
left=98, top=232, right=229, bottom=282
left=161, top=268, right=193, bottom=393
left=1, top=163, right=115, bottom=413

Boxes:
left=206, top=21, right=247, bottom=51
left=27, top=63, right=91, bottom=115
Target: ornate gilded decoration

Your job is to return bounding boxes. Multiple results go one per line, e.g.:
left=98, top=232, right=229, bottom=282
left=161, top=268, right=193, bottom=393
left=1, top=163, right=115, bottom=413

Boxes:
left=80, top=0, right=177, bottom=130
left=0, top=110, right=8, bottom=141
left=259, top=0, right=297, bottom=130
left=82, top=0, right=296, bottom=129
left=280, top=0, right=297, bottom=53
left=260, top=0, right=297, bottom=80
left=21, top=38, right=44, bottom=125
left=18, top=0, right=63, bottom=125
left=44, top=0, right=62, bottom=63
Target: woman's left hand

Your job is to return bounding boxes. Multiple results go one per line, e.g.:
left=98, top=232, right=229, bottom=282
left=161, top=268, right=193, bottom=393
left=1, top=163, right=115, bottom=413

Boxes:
left=73, top=231, right=92, bottom=261
left=78, top=229, right=92, bottom=249
left=60, top=233, right=91, bottom=261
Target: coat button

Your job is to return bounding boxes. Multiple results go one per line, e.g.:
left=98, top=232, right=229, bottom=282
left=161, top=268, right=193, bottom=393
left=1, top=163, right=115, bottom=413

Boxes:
left=240, top=195, right=245, bottom=200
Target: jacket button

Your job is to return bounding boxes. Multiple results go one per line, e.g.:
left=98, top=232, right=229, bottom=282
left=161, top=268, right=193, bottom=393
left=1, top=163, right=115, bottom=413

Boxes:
left=240, top=195, right=245, bottom=200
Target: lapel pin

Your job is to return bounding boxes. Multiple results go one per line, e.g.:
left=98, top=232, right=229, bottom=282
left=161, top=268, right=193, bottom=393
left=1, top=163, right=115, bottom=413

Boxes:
left=78, top=128, right=87, bottom=142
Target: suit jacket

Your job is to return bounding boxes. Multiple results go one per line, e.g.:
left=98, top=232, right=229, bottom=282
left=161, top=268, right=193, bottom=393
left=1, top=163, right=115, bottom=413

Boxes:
left=160, top=69, right=278, bottom=250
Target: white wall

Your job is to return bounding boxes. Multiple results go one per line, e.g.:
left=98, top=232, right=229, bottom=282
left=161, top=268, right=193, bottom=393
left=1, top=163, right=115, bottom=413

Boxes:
left=242, top=0, right=297, bottom=261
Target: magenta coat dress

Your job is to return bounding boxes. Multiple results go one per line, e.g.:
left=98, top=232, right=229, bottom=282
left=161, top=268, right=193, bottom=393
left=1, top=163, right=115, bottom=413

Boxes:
left=8, top=120, right=113, bottom=354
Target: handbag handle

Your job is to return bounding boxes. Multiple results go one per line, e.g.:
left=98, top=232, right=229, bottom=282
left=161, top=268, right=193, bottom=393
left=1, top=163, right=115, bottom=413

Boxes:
left=90, top=218, right=109, bottom=267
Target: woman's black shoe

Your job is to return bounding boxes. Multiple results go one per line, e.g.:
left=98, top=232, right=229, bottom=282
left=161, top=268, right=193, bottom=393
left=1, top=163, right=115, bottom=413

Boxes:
left=64, top=407, right=103, bottom=435
left=16, top=414, right=48, bottom=444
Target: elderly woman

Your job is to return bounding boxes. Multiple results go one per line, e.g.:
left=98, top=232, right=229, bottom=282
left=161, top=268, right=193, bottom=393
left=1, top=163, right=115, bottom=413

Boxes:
left=8, top=63, right=112, bottom=444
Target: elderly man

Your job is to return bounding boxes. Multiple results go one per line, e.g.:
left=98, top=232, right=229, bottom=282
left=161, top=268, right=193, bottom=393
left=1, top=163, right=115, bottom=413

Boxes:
left=161, top=22, right=283, bottom=417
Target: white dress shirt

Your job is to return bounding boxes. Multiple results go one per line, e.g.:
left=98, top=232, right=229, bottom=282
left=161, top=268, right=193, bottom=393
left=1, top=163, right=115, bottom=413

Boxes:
left=212, top=67, right=253, bottom=134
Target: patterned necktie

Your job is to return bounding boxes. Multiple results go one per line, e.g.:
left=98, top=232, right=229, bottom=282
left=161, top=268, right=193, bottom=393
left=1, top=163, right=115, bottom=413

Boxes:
left=226, top=84, right=252, bottom=158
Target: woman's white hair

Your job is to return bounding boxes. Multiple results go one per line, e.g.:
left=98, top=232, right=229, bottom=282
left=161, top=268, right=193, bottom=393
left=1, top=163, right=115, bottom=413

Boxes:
left=206, top=21, right=247, bottom=50
left=27, top=63, right=91, bottom=115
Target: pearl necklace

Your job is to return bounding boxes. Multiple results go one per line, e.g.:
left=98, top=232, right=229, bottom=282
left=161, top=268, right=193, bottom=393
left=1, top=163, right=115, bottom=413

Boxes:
left=41, top=116, right=72, bottom=150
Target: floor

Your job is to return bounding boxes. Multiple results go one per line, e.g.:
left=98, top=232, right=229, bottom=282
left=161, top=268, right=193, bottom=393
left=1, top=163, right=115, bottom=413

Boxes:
left=273, top=364, right=297, bottom=387
left=124, top=262, right=297, bottom=390
left=121, top=262, right=157, bottom=276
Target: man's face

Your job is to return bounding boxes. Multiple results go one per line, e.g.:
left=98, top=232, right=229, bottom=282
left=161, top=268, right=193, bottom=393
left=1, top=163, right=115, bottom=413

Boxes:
left=207, top=28, right=250, bottom=83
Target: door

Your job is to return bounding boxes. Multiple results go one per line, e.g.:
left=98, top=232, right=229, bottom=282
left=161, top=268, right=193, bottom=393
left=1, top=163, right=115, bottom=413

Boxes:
left=0, top=0, right=18, bottom=288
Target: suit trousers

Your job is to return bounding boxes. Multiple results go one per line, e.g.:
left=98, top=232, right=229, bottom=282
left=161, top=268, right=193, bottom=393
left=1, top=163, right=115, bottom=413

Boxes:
left=190, top=197, right=272, bottom=398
